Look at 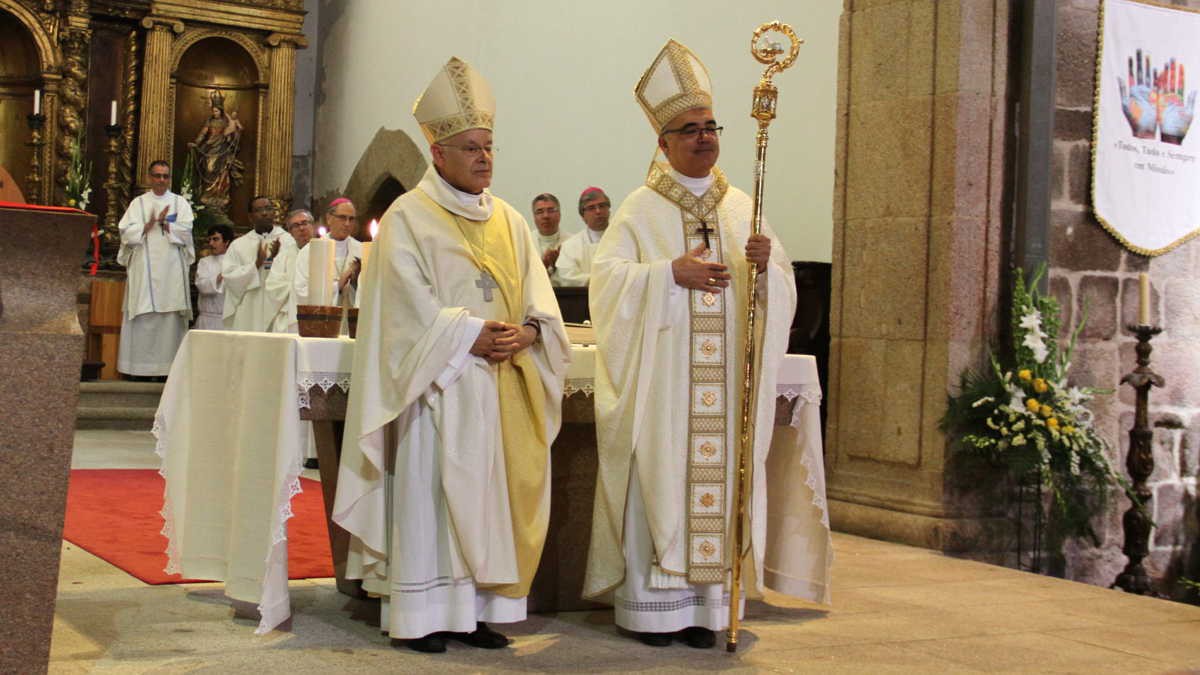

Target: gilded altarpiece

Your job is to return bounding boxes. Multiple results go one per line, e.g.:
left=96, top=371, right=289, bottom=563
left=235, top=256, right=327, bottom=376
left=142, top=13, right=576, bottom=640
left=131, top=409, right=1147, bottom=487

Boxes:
left=0, top=0, right=304, bottom=263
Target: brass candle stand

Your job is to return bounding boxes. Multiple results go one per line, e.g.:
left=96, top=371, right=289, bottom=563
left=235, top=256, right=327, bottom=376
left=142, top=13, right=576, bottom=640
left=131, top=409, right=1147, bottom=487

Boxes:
left=101, top=123, right=124, bottom=267
left=1113, top=324, right=1164, bottom=595
left=26, top=113, right=46, bottom=204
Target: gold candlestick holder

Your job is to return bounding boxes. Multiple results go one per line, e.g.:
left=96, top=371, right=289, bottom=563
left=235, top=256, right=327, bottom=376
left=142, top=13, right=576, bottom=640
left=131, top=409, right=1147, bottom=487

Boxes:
left=26, top=113, right=46, bottom=204
left=101, top=123, right=123, bottom=268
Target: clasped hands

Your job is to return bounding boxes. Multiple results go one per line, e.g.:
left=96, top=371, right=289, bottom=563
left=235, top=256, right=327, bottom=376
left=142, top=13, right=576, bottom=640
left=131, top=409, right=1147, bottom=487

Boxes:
left=470, top=320, right=536, bottom=363
left=142, top=205, right=172, bottom=236
left=671, top=234, right=771, bottom=292
left=337, top=257, right=362, bottom=291
left=255, top=238, right=283, bottom=268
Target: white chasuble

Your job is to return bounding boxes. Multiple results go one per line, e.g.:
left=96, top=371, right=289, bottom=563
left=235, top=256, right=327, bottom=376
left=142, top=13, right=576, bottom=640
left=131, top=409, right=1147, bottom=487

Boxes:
left=221, top=227, right=291, bottom=332
left=334, top=166, right=569, bottom=638
left=264, top=243, right=300, bottom=333
left=292, top=236, right=362, bottom=307
left=586, top=161, right=824, bottom=630
left=116, top=191, right=195, bottom=375
left=555, top=228, right=602, bottom=287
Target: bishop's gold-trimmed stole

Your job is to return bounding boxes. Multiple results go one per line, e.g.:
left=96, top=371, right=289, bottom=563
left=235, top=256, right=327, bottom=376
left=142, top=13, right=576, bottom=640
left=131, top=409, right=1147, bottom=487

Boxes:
left=645, top=161, right=731, bottom=584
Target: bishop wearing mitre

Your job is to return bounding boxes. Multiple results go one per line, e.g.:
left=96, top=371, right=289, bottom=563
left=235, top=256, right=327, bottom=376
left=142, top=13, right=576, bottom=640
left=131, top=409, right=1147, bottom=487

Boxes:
left=334, top=57, right=569, bottom=654
left=584, top=39, right=831, bottom=649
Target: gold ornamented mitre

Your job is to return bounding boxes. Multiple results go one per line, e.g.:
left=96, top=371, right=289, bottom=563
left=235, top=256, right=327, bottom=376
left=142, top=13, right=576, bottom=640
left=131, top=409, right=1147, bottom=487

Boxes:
left=634, top=39, right=713, bottom=134
left=413, top=57, right=496, bottom=144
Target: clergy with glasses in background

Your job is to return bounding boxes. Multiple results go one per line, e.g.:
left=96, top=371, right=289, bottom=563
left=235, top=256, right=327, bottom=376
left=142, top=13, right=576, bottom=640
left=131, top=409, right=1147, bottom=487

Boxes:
left=530, top=192, right=562, bottom=284
left=334, top=56, right=569, bottom=654
left=294, top=198, right=362, bottom=310
left=116, top=160, right=195, bottom=379
left=555, top=187, right=611, bottom=287
left=222, top=196, right=292, bottom=331
left=585, top=39, right=822, bottom=649
left=265, top=208, right=315, bottom=333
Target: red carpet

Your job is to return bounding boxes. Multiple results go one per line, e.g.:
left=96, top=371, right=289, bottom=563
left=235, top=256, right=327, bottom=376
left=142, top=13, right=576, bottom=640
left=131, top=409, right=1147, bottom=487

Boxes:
left=63, top=469, right=334, bottom=584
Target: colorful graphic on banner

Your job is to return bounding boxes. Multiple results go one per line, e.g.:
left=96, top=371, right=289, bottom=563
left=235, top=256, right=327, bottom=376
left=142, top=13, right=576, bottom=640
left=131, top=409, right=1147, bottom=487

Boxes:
left=1094, top=0, right=1200, bottom=256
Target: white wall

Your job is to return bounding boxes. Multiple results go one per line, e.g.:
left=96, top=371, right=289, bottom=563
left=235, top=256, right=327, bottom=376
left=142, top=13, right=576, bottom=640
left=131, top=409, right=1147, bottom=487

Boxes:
left=315, top=0, right=839, bottom=262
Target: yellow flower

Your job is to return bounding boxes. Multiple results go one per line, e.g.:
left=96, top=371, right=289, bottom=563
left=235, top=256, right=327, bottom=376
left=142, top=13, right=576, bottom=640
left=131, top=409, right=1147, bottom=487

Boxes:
left=1018, top=369, right=1032, bottom=382
left=67, top=198, right=76, bottom=206
left=1025, top=398, right=1040, bottom=413
left=1046, top=417, right=1059, bottom=430
left=1063, top=425, right=1075, bottom=434
left=1040, top=404, right=1053, bottom=418
left=1033, top=378, right=1048, bottom=393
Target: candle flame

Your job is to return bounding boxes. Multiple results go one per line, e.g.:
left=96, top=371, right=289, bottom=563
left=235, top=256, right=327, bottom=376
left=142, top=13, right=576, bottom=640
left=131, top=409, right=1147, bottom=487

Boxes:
left=317, top=226, right=328, bottom=238
left=369, top=219, right=380, bottom=239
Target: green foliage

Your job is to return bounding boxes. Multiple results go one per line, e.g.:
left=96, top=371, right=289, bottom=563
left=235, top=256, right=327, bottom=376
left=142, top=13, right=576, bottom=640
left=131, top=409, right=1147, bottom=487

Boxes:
left=63, top=129, right=92, bottom=211
left=942, top=265, right=1136, bottom=544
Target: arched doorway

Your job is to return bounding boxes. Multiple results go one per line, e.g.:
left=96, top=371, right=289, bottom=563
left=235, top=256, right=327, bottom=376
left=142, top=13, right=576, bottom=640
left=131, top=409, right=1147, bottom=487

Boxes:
left=0, top=8, right=41, bottom=197
left=361, top=175, right=405, bottom=237
left=173, top=37, right=259, bottom=229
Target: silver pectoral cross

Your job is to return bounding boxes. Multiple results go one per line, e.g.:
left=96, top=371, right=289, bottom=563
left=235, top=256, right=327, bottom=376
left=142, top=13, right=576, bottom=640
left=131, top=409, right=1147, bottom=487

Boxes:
left=475, top=269, right=498, bottom=302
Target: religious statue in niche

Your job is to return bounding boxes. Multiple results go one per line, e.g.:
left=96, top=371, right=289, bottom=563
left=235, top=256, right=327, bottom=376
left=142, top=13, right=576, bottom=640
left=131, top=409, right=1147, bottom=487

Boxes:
left=188, top=89, right=245, bottom=215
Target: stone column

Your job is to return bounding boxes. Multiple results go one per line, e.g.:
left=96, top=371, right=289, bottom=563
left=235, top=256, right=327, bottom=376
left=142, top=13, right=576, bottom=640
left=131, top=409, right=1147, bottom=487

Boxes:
left=261, top=33, right=307, bottom=211
left=136, top=16, right=184, bottom=188
left=826, top=1, right=1013, bottom=551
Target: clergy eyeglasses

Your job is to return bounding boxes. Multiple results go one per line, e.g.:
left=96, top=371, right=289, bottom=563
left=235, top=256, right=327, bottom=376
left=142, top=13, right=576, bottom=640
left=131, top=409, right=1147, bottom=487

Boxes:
left=150, top=172, right=170, bottom=179
left=661, top=125, right=723, bottom=139
left=438, top=143, right=497, bottom=157
left=582, top=202, right=611, bottom=212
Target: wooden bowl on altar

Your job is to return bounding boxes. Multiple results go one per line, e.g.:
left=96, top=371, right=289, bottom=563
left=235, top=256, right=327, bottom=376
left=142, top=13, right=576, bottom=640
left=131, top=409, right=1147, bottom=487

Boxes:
left=347, top=308, right=359, bottom=339
left=297, top=305, right=343, bottom=338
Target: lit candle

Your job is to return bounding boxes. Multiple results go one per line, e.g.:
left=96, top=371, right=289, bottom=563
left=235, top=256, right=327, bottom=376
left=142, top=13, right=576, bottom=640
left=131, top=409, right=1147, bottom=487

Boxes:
left=308, top=230, right=335, bottom=306
left=1138, top=273, right=1150, bottom=326
left=359, top=219, right=379, bottom=280
left=110, top=100, right=117, bottom=126
left=33, top=89, right=41, bottom=115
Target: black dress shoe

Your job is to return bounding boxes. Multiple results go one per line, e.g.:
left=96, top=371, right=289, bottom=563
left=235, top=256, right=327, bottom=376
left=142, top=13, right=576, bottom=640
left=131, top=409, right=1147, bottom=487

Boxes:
left=402, top=633, right=447, bottom=653
left=303, top=458, right=319, bottom=469
left=678, top=626, right=716, bottom=649
left=636, top=631, right=674, bottom=647
left=447, top=622, right=511, bottom=649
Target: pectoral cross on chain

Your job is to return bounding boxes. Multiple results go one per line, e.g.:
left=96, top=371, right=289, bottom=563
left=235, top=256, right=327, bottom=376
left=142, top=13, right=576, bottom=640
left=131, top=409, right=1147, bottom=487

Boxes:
left=696, top=220, right=715, bottom=249
left=475, top=269, right=498, bottom=302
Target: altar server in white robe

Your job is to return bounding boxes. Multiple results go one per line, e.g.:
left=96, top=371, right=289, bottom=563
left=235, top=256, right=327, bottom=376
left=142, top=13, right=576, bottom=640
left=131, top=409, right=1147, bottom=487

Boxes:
left=194, top=224, right=234, bottom=330
left=585, top=40, right=828, bottom=649
left=116, top=160, right=195, bottom=377
left=265, top=209, right=315, bottom=333
left=222, top=196, right=292, bottom=331
left=555, top=187, right=611, bottom=287
left=293, top=198, right=362, bottom=308
left=334, top=56, right=569, bottom=654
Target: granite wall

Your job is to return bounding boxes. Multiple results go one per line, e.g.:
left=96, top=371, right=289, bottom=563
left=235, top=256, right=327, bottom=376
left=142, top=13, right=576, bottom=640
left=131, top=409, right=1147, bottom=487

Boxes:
left=1050, top=0, right=1199, bottom=598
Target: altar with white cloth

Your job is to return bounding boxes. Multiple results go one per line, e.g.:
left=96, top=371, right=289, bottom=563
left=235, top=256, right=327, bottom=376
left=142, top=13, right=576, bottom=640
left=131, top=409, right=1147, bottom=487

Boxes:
left=155, top=330, right=830, bottom=634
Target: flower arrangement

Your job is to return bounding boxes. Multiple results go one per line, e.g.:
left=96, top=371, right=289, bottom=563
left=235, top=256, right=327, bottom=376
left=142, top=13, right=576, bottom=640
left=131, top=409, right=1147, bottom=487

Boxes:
left=942, top=266, right=1136, bottom=542
left=64, top=129, right=92, bottom=211
left=178, top=150, right=204, bottom=214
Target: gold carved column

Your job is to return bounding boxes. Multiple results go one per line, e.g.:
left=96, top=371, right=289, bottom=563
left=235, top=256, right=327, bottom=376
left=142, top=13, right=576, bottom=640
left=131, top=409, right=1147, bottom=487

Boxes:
left=136, top=16, right=184, bottom=188
left=261, top=32, right=306, bottom=211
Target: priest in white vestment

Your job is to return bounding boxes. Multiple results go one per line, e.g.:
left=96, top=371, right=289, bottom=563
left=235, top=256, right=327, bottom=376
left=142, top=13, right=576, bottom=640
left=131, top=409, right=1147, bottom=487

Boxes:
left=265, top=209, right=315, bottom=333
left=222, top=196, right=292, bottom=332
left=556, top=187, right=610, bottom=287
left=531, top=193, right=562, bottom=284
left=293, top=198, right=362, bottom=313
left=334, top=57, right=569, bottom=654
left=585, top=40, right=827, bottom=649
left=194, top=224, right=234, bottom=330
left=116, top=161, right=195, bottom=377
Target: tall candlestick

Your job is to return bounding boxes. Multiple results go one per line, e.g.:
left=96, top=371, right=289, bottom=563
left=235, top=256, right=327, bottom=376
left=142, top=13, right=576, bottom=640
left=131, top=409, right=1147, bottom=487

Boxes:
left=110, top=100, right=117, bottom=126
left=1138, top=273, right=1150, bottom=326
left=307, top=237, right=335, bottom=306
left=33, top=89, right=40, bottom=115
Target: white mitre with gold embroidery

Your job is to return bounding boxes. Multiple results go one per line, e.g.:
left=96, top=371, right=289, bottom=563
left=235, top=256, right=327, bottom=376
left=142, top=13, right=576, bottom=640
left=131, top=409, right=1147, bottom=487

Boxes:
left=413, top=57, right=496, bottom=144
left=634, top=39, right=713, bottom=134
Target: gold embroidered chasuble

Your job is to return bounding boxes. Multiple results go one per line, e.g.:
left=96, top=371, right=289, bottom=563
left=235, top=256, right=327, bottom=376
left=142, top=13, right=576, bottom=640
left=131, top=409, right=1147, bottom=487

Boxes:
left=413, top=190, right=551, bottom=598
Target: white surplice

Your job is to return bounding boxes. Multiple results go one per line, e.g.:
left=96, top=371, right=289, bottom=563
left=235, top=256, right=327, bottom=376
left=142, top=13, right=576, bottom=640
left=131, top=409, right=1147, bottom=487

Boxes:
left=334, top=166, right=569, bottom=639
left=116, top=190, right=195, bottom=376
left=264, top=242, right=301, bottom=333
left=194, top=253, right=225, bottom=330
left=555, top=227, right=603, bottom=287
left=222, top=227, right=291, bottom=332
left=536, top=230, right=562, bottom=285
left=585, top=163, right=828, bottom=633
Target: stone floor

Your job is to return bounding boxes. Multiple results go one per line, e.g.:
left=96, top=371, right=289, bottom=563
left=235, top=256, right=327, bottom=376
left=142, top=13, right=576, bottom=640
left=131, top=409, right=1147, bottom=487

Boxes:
left=51, top=431, right=1200, bottom=673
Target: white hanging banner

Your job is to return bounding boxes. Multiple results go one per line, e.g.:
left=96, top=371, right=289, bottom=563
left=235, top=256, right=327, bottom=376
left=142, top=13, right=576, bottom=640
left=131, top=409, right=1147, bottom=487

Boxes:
left=1093, top=0, right=1200, bottom=256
